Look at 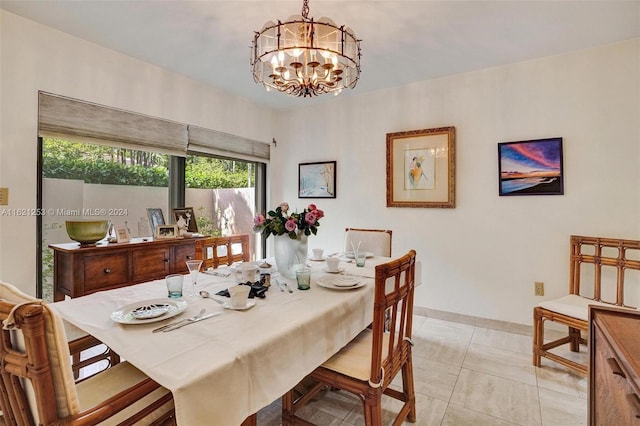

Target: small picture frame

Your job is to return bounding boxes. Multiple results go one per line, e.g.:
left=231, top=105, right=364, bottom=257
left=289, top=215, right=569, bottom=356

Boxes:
left=172, top=207, right=198, bottom=233
left=298, top=161, right=336, bottom=198
left=156, top=225, right=178, bottom=239
left=146, top=208, right=165, bottom=237
left=498, top=137, right=564, bottom=196
left=116, top=226, right=130, bottom=243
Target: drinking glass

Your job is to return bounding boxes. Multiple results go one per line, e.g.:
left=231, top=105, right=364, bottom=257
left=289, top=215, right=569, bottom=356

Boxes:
left=355, top=251, right=366, bottom=267
left=296, top=267, right=312, bottom=290
left=185, top=260, right=203, bottom=297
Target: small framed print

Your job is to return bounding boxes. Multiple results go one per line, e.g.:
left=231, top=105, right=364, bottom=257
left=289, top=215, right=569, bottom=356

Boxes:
left=298, top=161, right=336, bottom=198
left=116, top=226, right=130, bottom=243
left=146, top=208, right=165, bottom=237
left=172, top=207, right=198, bottom=233
left=498, top=137, right=564, bottom=196
left=156, top=225, right=178, bottom=239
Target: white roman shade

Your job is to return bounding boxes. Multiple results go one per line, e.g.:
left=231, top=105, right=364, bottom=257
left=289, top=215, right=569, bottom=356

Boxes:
left=187, top=125, right=270, bottom=163
left=38, top=92, right=188, bottom=156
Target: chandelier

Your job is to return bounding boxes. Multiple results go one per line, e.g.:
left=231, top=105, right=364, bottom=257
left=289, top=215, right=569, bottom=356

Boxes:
left=251, top=0, right=361, bottom=97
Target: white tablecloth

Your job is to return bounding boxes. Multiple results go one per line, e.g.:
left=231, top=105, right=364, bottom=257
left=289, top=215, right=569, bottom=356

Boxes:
left=51, top=258, right=386, bottom=425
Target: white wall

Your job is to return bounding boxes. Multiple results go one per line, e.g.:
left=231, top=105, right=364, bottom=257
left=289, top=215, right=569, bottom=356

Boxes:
left=0, top=11, right=277, bottom=294
left=269, top=40, right=640, bottom=325
left=2, top=10, right=639, bottom=326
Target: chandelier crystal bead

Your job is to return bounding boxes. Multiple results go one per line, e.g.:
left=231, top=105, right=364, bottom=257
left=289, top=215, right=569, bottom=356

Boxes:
left=251, top=0, right=361, bottom=98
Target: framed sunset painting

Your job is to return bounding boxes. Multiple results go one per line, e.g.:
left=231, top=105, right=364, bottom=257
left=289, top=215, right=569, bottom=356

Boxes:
left=498, top=137, right=564, bottom=196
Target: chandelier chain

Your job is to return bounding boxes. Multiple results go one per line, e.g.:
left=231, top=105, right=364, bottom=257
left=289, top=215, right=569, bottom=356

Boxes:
left=301, top=0, right=309, bottom=19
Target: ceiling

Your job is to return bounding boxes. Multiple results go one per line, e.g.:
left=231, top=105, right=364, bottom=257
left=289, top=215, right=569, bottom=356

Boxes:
left=2, top=0, right=639, bottom=110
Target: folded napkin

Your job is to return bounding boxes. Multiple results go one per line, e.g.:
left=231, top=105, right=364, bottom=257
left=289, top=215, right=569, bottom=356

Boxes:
left=216, top=281, right=269, bottom=299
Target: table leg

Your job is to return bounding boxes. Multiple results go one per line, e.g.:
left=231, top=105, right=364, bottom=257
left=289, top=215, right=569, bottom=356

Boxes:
left=240, top=413, right=257, bottom=426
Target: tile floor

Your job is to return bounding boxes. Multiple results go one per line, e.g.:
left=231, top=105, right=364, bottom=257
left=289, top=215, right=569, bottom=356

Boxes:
left=256, top=315, right=589, bottom=426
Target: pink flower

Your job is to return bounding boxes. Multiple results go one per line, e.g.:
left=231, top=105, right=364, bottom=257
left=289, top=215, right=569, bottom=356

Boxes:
left=307, top=204, right=317, bottom=211
left=305, top=212, right=316, bottom=224
left=253, top=214, right=265, bottom=226
left=285, top=218, right=297, bottom=232
left=313, top=209, right=324, bottom=219
left=279, top=202, right=289, bottom=214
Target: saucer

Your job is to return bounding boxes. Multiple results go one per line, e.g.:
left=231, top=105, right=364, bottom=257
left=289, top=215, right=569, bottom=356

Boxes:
left=308, top=257, right=326, bottom=261
left=322, top=267, right=344, bottom=274
left=221, top=300, right=256, bottom=311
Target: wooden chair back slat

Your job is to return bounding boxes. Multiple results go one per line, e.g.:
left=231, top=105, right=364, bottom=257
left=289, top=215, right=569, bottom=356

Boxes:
left=570, top=236, right=640, bottom=307
left=371, top=250, right=415, bottom=387
left=196, top=234, right=251, bottom=269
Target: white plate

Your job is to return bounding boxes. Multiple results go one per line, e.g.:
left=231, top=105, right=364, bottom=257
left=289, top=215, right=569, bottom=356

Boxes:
left=308, top=257, right=326, bottom=261
left=220, top=300, right=256, bottom=310
left=111, top=299, right=188, bottom=324
left=316, top=276, right=366, bottom=290
left=344, top=251, right=374, bottom=259
left=322, top=267, right=345, bottom=274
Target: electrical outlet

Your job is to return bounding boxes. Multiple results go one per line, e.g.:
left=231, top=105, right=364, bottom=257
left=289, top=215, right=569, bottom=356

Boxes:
left=535, top=281, right=544, bottom=296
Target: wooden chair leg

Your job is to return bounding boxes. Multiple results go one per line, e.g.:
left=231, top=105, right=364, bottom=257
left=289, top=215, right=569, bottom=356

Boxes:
left=569, top=327, right=581, bottom=352
left=533, top=307, right=543, bottom=367
left=403, top=356, right=417, bottom=423
left=282, top=390, right=295, bottom=426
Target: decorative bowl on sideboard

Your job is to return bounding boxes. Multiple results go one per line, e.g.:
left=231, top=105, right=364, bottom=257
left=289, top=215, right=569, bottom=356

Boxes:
left=65, top=220, right=109, bottom=246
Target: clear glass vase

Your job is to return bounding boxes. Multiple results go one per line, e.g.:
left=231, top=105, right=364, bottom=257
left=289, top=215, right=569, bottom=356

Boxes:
left=273, top=233, right=308, bottom=279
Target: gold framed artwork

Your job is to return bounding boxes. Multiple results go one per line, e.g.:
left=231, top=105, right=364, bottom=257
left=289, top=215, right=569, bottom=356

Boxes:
left=386, top=126, right=456, bottom=208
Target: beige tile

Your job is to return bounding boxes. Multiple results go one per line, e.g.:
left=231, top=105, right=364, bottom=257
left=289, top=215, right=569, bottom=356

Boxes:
left=393, top=356, right=460, bottom=401
left=471, top=326, right=531, bottom=355
left=463, top=341, right=538, bottom=386
left=441, top=404, right=518, bottom=426
left=450, top=368, right=541, bottom=426
left=412, top=318, right=475, bottom=367
left=535, top=362, right=588, bottom=399
left=538, top=387, right=587, bottom=426
left=344, top=391, right=447, bottom=426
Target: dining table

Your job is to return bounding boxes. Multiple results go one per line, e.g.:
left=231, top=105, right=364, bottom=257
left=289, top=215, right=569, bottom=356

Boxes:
left=51, top=254, right=391, bottom=425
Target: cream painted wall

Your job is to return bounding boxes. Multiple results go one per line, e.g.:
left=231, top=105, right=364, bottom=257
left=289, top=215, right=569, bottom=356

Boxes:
left=269, top=40, right=640, bottom=325
left=2, top=10, right=639, bottom=326
left=0, top=11, right=277, bottom=294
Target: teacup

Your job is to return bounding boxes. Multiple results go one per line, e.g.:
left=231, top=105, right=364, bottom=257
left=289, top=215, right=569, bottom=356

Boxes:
left=312, top=248, right=324, bottom=260
left=228, top=285, right=251, bottom=308
left=235, top=263, right=258, bottom=283
left=326, top=257, right=340, bottom=272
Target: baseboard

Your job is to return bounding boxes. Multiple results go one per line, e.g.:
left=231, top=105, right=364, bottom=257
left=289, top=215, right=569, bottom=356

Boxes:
left=413, top=306, right=565, bottom=339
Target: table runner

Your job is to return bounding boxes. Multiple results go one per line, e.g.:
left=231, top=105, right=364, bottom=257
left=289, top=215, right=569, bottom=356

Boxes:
left=51, top=259, right=382, bottom=425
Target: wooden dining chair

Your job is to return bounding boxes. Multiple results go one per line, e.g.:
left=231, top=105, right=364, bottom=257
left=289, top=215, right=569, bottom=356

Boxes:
left=282, top=249, right=417, bottom=426
left=196, top=234, right=251, bottom=269
left=533, top=235, right=640, bottom=375
left=344, top=227, right=392, bottom=257
left=0, top=281, right=175, bottom=426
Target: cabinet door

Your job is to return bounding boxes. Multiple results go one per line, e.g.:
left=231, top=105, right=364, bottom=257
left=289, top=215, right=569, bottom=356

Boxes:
left=132, top=246, right=170, bottom=282
left=172, top=242, right=196, bottom=274
left=84, top=252, right=130, bottom=293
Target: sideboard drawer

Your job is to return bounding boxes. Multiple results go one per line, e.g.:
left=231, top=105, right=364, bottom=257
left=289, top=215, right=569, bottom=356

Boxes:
left=83, top=252, right=129, bottom=292
left=172, top=243, right=196, bottom=274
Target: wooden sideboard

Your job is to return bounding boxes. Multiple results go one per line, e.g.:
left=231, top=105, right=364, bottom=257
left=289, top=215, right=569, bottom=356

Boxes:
left=589, top=305, right=640, bottom=425
left=50, top=237, right=207, bottom=301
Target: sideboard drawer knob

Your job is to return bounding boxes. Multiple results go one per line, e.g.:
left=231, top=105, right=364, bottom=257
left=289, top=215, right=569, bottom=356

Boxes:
left=104, top=268, right=111, bottom=274
left=186, top=255, right=192, bottom=260
left=164, top=258, right=169, bottom=263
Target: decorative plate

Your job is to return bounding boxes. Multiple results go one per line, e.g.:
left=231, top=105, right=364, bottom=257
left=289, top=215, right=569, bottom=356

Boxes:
left=111, top=299, right=188, bottom=324
left=220, top=300, right=256, bottom=311
left=322, top=267, right=345, bottom=274
left=316, top=276, right=366, bottom=290
left=344, top=251, right=374, bottom=259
